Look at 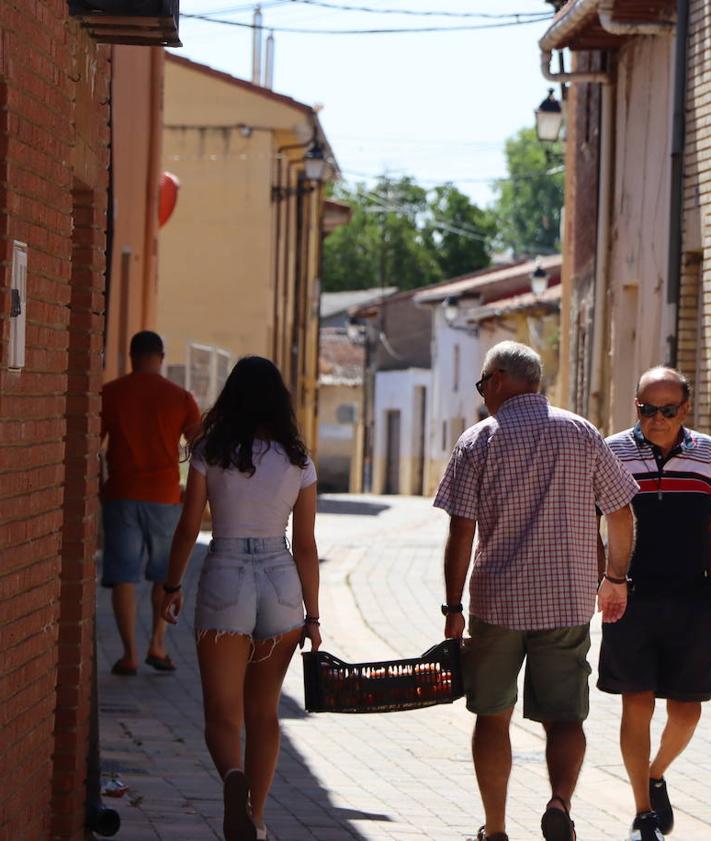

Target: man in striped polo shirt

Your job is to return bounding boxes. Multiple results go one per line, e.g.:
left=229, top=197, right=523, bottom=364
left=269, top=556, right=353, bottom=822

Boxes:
left=599, top=367, right=711, bottom=841
left=435, top=341, right=639, bottom=841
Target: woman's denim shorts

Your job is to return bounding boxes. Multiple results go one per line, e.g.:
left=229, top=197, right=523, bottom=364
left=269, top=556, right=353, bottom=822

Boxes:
left=195, top=536, right=304, bottom=641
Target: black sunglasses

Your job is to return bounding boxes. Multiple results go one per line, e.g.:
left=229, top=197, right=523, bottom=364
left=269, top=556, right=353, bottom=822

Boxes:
left=635, top=401, right=685, bottom=419
left=475, top=372, right=493, bottom=397
left=476, top=369, right=507, bottom=397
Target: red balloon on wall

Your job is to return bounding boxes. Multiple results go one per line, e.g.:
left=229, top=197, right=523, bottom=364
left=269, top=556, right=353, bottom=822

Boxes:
left=159, top=172, right=180, bottom=227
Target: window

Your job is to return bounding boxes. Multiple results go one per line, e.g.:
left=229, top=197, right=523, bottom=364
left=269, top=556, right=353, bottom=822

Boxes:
left=186, top=343, right=232, bottom=410
left=166, top=364, right=186, bottom=388
left=336, top=403, right=357, bottom=424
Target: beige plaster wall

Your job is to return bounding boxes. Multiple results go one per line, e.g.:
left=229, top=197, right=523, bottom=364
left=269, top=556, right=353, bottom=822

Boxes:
left=157, top=58, right=313, bottom=369
left=606, top=36, right=674, bottom=432
left=105, top=47, right=163, bottom=381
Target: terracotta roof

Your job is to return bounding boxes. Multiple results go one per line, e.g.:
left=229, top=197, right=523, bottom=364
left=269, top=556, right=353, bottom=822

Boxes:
left=414, top=255, right=562, bottom=306
left=319, top=329, right=364, bottom=385
left=466, top=283, right=561, bottom=324
left=321, top=288, right=398, bottom=319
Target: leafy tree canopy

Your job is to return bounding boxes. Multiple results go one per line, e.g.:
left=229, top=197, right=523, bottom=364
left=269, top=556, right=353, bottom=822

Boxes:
left=322, top=176, right=492, bottom=292
left=322, top=130, right=564, bottom=293
left=491, top=127, right=564, bottom=257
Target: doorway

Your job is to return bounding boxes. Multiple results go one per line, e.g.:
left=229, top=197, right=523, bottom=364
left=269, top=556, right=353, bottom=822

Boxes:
left=384, top=410, right=401, bottom=494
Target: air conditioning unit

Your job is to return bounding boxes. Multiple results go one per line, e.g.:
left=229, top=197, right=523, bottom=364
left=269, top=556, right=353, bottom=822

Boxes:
left=68, top=0, right=181, bottom=47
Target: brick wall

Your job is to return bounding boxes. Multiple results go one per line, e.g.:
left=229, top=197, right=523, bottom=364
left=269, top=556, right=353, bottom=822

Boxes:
left=0, top=4, right=109, bottom=840
left=682, top=1, right=711, bottom=430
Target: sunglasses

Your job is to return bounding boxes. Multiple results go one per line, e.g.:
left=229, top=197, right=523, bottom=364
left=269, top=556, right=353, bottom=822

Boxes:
left=475, top=372, right=493, bottom=397
left=475, top=369, right=507, bottom=397
left=635, top=401, right=685, bottom=419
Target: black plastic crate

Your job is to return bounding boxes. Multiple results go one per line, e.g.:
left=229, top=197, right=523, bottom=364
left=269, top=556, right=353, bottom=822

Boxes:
left=302, top=639, right=463, bottom=714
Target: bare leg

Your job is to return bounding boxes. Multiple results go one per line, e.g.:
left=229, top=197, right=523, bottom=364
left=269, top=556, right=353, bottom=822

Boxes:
left=111, top=583, right=138, bottom=669
left=542, top=720, right=586, bottom=811
left=621, top=691, right=655, bottom=813
left=148, top=582, right=169, bottom=659
left=472, top=708, right=514, bottom=836
left=196, top=631, right=252, bottom=777
left=650, top=700, right=702, bottom=779
left=244, top=628, right=301, bottom=824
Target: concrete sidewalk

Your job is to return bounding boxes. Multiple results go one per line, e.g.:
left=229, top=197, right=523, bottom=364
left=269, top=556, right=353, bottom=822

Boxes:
left=97, top=495, right=711, bottom=840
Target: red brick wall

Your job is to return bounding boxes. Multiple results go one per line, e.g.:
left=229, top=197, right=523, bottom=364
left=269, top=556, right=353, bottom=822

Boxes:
left=682, top=0, right=711, bottom=429
left=0, top=4, right=109, bottom=840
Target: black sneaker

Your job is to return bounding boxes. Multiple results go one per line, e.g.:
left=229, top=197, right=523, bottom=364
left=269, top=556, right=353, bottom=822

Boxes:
left=650, top=777, right=674, bottom=835
left=629, top=811, right=664, bottom=841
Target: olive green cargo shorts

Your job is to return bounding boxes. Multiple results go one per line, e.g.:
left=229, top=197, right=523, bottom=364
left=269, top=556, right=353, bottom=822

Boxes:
left=461, top=616, right=592, bottom=722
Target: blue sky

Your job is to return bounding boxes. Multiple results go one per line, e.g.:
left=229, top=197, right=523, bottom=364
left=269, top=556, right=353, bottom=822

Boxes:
left=174, top=1, right=557, bottom=208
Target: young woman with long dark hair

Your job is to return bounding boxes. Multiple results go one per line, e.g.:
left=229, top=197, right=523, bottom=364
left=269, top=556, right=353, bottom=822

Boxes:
left=161, top=356, right=321, bottom=841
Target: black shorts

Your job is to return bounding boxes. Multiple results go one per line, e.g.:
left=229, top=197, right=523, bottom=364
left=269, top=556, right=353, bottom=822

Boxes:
left=597, top=591, right=711, bottom=702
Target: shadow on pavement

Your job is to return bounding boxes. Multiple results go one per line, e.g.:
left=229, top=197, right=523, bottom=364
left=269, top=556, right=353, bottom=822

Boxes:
left=97, top=542, right=388, bottom=841
left=317, top=497, right=390, bottom=517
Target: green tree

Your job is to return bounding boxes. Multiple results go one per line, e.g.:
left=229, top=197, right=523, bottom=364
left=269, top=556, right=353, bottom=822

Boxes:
left=492, top=127, right=564, bottom=257
left=322, top=176, right=492, bottom=292
left=422, top=183, right=493, bottom=279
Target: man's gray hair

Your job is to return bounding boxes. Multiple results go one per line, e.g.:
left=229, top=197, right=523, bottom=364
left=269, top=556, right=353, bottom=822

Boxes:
left=483, top=341, right=542, bottom=387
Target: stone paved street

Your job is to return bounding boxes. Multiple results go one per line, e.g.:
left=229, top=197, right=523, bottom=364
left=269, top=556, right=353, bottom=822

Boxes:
left=97, top=495, right=711, bottom=840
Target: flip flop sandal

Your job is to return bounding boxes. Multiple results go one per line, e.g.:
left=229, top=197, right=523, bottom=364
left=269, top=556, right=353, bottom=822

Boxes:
left=144, top=654, right=176, bottom=672
left=223, top=770, right=256, bottom=841
left=541, top=796, right=576, bottom=841
left=111, top=659, right=137, bottom=676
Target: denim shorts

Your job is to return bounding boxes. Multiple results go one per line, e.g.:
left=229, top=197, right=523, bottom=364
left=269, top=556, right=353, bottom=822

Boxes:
left=194, top=536, right=304, bottom=641
left=101, top=499, right=182, bottom=587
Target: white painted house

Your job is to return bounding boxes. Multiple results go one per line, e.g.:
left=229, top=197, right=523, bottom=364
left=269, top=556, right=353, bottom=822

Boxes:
left=414, top=256, right=562, bottom=494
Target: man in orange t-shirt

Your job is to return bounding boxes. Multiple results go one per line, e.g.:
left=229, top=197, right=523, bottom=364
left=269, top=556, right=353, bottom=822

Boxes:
left=101, top=331, right=201, bottom=675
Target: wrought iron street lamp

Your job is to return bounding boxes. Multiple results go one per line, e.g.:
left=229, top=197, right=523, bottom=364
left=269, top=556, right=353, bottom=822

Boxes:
left=535, top=88, right=564, bottom=143
left=272, top=140, right=328, bottom=202
left=530, top=257, right=549, bottom=296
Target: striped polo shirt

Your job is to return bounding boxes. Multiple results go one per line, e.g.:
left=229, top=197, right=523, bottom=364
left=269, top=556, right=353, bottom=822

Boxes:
left=606, top=424, right=711, bottom=594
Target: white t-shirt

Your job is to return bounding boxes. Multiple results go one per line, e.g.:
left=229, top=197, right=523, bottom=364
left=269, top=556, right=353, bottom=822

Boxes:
left=191, top=440, right=317, bottom=538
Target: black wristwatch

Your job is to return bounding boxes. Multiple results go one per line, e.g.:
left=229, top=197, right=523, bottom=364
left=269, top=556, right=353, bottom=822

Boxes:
left=441, top=602, right=463, bottom=616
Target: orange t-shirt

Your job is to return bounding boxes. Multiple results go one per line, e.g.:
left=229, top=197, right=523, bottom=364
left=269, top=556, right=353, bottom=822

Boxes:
left=101, top=372, right=201, bottom=504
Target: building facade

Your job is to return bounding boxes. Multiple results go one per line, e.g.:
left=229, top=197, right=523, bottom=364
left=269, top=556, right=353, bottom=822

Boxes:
left=157, top=54, right=340, bottom=448
left=0, top=5, right=173, bottom=838
left=540, top=0, right=710, bottom=432
left=415, top=257, right=562, bottom=493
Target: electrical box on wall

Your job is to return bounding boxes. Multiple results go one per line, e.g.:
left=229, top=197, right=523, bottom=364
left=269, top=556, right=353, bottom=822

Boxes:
left=8, top=241, right=28, bottom=372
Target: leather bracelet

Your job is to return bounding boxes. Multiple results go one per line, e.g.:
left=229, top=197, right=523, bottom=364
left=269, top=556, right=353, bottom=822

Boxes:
left=603, top=573, right=628, bottom=585
left=163, top=583, right=182, bottom=594
left=304, top=615, right=320, bottom=626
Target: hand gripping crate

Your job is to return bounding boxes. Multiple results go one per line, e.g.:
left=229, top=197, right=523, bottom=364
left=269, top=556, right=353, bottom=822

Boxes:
left=302, top=639, right=464, bottom=714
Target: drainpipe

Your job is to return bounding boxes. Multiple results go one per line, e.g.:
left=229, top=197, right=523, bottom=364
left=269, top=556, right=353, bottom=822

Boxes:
left=664, top=0, right=690, bottom=367
left=588, top=81, right=613, bottom=429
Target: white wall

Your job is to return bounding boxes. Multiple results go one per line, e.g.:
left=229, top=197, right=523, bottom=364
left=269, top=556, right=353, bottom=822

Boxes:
left=372, top=368, right=431, bottom=495
left=426, top=308, right=484, bottom=493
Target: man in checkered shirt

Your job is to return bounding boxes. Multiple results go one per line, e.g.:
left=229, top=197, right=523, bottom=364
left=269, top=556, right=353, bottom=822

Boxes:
left=434, top=341, right=638, bottom=841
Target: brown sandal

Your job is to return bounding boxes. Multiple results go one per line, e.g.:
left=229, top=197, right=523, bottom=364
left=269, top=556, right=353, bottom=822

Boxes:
left=476, top=827, right=509, bottom=841
left=541, top=796, right=576, bottom=841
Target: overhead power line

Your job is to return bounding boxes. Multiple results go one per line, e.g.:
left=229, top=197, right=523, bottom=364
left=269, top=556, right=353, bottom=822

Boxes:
left=179, top=12, right=553, bottom=34
left=285, top=1, right=552, bottom=19
left=340, top=166, right=564, bottom=185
